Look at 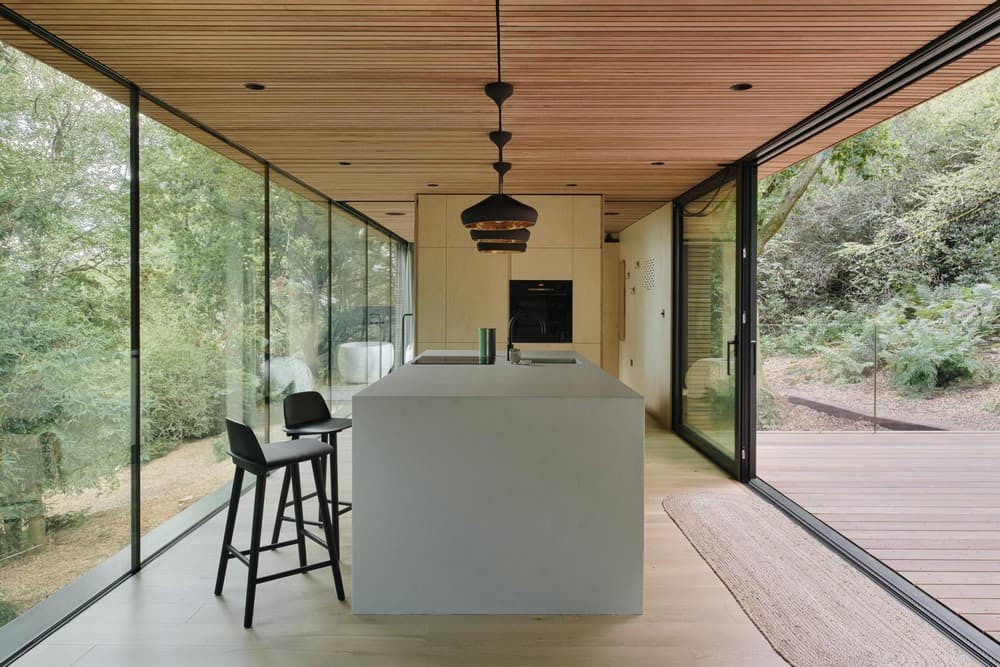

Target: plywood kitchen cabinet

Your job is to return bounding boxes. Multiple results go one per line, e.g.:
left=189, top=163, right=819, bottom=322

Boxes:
left=415, top=194, right=607, bottom=365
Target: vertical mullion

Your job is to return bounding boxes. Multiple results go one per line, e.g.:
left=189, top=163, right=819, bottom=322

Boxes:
left=388, top=239, right=394, bottom=361
left=670, top=202, right=684, bottom=433
left=736, top=160, right=758, bottom=482
left=263, top=164, right=271, bottom=439
left=327, top=201, right=333, bottom=399
left=128, top=85, right=141, bottom=572
left=364, top=224, right=369, bottom=351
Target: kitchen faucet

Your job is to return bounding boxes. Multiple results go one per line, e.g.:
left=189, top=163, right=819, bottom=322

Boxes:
left=507, top=312, right=547, bottom=361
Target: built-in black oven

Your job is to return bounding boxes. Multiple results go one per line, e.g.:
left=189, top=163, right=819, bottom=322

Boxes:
left=508, top=280, right=572, bottom=343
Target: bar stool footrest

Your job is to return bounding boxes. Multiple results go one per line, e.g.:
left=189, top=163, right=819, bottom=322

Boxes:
left=255, top=559, right=336, bottom=585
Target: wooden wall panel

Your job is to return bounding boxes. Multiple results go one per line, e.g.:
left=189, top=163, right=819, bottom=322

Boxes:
left=416, top=246, right=447, bottom=343
left=445, top=247, right=509, bottom=344
left=510, top=249, right=573, bottom=281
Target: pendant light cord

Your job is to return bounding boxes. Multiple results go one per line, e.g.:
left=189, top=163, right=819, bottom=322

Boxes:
left=496, top=0, right=502, bottom=82
left=495, top=0, right=504, bottom=194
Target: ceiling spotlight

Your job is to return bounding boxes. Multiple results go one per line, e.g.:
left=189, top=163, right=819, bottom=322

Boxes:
left=338, top=161, right=352, bottom=166
left=427, top=183, right=439, bottom=187
left=651, top=161, right=665, bottom=166
left=605, top=211, right=620, bottom=216
left=565, top=183, right=578, bottom=188
left=243, top=82, right=266, bottom=91
left=730, top=82, right=753, bottom=91
left=385, top=212, right=405, bottom=216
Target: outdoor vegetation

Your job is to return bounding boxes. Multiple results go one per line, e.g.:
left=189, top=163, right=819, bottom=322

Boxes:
left=0, top=40, right=400, bottom=626
left=758, top=67, right=999, bottom=430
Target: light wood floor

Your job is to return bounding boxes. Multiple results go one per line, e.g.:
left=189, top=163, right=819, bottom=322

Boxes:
left=16, top=419, right=785, bottom=666
left=758, top=432, right=1000, bottom=642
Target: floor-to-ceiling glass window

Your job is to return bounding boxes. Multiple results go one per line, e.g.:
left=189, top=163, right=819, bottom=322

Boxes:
left=268, top=175, right=329, bottom=437
left=0, top=36, right=130, bottom=626
left=676, top=176, right=740, bottom=472
left=329, top=210, right=368, bottom=416
left=0, top=14, right=411, bottom=657
left=138, top=100, right=265, bottom=536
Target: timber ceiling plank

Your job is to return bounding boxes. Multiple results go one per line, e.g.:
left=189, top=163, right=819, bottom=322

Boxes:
left=2, top=1, right=996, bottom=240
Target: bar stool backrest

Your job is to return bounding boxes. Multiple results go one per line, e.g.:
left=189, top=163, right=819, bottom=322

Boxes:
left=284, top=391, right=331, bottom=428
left=225, top=419, right=266, bottom=465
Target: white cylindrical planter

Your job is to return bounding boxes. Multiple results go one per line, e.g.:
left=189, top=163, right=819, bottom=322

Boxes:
left=338, top=341, right=395, bottom=384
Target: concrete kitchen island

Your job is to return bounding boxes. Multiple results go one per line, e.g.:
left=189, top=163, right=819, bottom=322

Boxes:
left=351, top=350, right=644, bottom=614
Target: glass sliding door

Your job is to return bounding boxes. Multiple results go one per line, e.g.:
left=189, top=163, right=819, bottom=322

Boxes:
left=675, top=164, right=755, bottom=479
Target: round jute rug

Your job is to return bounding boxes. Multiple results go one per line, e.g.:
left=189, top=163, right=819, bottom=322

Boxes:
left=662, top=491, right=977, bottom=667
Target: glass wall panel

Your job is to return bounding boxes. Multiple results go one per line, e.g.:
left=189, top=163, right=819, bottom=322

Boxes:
left=395, top=241, right=415, bottom=365
left=138, top=100, right=265, bottom=536
left=329, top=210, right=368, bottom=416
left=366, top=229, right=394, bottom=381
left=678, top=179, right=739, bottom=468
left=268, top=176, right=329, bottom=438
left=0, top=39, right=129, bottom=625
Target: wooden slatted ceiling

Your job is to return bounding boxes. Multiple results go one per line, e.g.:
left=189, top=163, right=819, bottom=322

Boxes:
left=1, top=1, right=997, bottom=240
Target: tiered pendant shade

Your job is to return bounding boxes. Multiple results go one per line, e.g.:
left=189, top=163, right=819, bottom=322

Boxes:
left=461, top=195, right=538, bottom=230
left=477, top=241, right=527, bottom=254
left=469, top=228, right=530, bottom=243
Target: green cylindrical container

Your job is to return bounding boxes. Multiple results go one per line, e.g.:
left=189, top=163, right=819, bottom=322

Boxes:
left=478, top=327, right=489, bottom=363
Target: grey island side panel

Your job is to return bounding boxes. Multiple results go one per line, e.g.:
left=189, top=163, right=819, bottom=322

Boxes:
left=351, top=352, right=645, bottom=614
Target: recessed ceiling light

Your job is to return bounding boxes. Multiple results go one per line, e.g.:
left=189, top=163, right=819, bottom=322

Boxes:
left=605, top=211, right=620, bottom=216
left=338, top=161, right=352, bottom=166
left=565, top=183, right=578, bottom=187
left=243, top=82, right=266, bottom=91
left=427, top=183, right=439, bottom=187
left=730, top=82, right=753, bottom=91
left=651, top=161, right=665, bottom=166
left=385, top=212, right=405, bottom=216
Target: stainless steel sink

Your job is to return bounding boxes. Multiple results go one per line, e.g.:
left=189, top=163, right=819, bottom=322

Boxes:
left=520, top=356, right=579, bottom=365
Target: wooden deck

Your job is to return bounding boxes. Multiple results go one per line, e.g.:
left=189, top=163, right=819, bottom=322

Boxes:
left=758, top=432, right=1000, bottom=642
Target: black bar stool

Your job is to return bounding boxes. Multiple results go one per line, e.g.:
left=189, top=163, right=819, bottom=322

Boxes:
left=271, top=391, right=352, bottom=553
left=215, top=419, right=345, bottom=628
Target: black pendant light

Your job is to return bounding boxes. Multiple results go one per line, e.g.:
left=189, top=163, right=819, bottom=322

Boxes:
left=462, top=0, right=538, bottom=243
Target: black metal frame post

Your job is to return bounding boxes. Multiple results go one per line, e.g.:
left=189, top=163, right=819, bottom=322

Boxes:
left=735, top=160, right=757, bottom=482
left=328, top=201, right=334, bottom=395
left=128, top=84, right=141, bottom=571
left=263, top=164, right=272, bottom=437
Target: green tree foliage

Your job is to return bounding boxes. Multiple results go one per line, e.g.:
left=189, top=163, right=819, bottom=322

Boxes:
left=759, top=68, right=1000, bottom=393
left=0, top=44, right=131, bottom=494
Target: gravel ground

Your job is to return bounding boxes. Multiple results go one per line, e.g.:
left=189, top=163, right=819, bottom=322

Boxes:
left=760, top=354, right=1000, bottom=432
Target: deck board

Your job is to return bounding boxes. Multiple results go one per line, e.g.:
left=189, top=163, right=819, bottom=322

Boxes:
left=758, top=432, right=1000, bottom=642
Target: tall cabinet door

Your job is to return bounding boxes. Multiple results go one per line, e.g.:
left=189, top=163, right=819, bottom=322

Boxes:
left=674, top=163, right=754, bottom=480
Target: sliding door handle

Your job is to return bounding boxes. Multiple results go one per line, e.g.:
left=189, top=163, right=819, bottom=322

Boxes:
left=726, top=338, right=737, bottom=376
